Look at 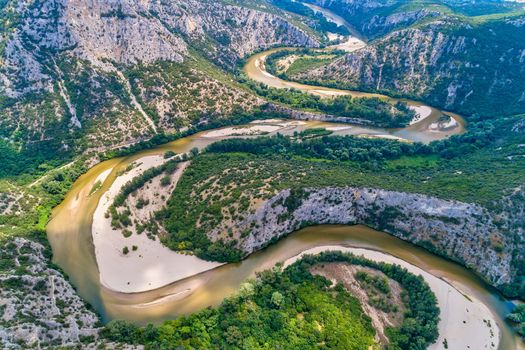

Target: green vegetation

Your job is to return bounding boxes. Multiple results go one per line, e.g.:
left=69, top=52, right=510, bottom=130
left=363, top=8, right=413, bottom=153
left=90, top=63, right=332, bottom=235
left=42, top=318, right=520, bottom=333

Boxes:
left=296, top=128, right=333, bottom=139
left=103, top=251, right=438, bottom=349
left=108, top=159, right=180, bottom=230
left=286, top=56, right=335, bottom=76
left=0, top=138, right=76, bottom=180
left=269, top=0, right=349, bottom=37
left=89, top=180, right=102, bottom=196
left=507, top=304, right=525, bottom=339
left=264, top=48, right=343, bottom=78
left=286, top=14, right=525, bottom=119
left=157, top=115, right=525, bottom=299
left=241, top=78, right=415, bottom=128
left=0, top=160, right=88, bottom=242
left=355, top=271, right=398, bottom=313
left=294, top=0, right=524, bottom=39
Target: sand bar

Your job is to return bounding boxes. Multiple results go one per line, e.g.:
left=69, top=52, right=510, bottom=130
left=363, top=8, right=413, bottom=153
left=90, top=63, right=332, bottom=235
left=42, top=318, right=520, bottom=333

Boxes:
left=202, top=125, right=283, bottom=138
left=92, top=155, right=222, bottom=293
left=409, top=105, right=433, bottom=125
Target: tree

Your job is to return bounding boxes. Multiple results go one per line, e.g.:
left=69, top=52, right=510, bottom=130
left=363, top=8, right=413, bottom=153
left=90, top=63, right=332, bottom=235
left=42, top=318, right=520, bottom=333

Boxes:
left=271, top=291, right=284, bottom=308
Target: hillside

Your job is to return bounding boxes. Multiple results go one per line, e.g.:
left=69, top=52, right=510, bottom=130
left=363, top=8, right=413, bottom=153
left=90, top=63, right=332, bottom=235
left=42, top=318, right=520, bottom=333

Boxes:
left=0, top=0, right=317, bottom=176
left=285, top=1, right=525, bottom=117
left=1, top=0, right=525, bottom=348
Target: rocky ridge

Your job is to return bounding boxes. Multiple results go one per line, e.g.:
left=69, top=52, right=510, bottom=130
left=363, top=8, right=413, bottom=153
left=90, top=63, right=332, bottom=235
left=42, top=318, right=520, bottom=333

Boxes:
left=0, top=238, right=101, bottom=348
left=209, top=186, right=514, bottom=287
left=0, top=0, right=317, bottom=155
left=296, top=16, right=525, bottom=117
left=307, top=0, right=440, bottom=38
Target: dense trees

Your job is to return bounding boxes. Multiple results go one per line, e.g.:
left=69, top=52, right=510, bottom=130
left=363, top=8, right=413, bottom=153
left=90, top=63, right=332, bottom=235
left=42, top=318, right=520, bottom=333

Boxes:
left=242, top=77, right=415, bottom=128
left=508, top=304, right=525, bottom=339
left=209, top=119, right=497, bottom=162
left=103, top=251, right=439, bottom=349
left=159, top=117, right=516, bottom=264
left=208, top=133, right=431, bottom=162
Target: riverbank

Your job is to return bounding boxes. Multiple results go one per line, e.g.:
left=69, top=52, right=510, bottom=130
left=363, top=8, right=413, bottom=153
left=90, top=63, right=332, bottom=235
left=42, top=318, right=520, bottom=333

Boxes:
left=284, top=246, right=500, bottom=350
left=84, top=114, right=465, bottom=296
left=92, top=155, right=222, bottom=293
left=202, top=120, right=306, bottom=138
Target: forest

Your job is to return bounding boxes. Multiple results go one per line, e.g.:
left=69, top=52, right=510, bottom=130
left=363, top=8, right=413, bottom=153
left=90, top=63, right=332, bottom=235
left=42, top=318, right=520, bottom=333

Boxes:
left=103, top=251, right=439, bottom=350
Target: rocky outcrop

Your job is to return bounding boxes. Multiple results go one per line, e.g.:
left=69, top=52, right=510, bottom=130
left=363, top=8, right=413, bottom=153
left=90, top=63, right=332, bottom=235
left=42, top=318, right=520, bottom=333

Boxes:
left=1, top=0, right=316, bottom=98
left=298, top=17, right=525, bottom=117
left=308, top=0, right=439, bottom=38
left=214, top=187, right=513, bottom=287
left=0, top=0, right=317, bottom=154
left=152, top=0, right=317, bottom=68
left=0, top=238, right=101, bottom=348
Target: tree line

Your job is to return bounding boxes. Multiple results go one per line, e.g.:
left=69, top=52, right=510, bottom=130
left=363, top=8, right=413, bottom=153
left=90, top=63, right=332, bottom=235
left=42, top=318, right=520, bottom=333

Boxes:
left=103, top=251, right=439, bottom=349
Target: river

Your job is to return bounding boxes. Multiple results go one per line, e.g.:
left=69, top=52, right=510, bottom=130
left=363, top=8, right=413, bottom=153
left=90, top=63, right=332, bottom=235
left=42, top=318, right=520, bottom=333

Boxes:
left=45, top=4, right=521, bottom=348
left=46, top=121, right=519, bottom=350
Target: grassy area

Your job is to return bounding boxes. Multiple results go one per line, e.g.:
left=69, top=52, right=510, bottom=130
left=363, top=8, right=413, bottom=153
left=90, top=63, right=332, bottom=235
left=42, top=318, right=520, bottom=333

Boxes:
left=286, top=56, right=336, bottom=76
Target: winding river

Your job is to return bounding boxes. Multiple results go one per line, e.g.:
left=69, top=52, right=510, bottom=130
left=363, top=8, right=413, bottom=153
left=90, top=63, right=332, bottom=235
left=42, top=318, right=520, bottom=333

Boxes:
left=47, top=120, right=518, bottom=350
left=45, top=5, right=521, bottom=349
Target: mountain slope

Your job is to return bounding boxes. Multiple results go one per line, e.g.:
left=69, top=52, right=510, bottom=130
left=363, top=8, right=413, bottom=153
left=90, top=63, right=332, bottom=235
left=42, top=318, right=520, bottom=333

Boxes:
left=295, top=14, right=525, bottom=117
left=0, top=0, right=318, bottom=175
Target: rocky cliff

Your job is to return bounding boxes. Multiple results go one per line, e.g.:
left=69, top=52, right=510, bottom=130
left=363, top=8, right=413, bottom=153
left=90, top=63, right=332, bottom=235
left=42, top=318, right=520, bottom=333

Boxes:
left=0, top=238, right=102, bottom=348
left=306, top=0, right=440, bottom=38
left=297, top=16, right=525, bottom=117
left=210, top=186, right=515, bottom=288
left=0, top=0, right=317, bottom=158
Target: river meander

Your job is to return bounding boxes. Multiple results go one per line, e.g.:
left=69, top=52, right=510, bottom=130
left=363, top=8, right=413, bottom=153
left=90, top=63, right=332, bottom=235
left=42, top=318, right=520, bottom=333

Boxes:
left=45, top=7, right=520, bottom=347
left=46, top=118, right=520, bottom=350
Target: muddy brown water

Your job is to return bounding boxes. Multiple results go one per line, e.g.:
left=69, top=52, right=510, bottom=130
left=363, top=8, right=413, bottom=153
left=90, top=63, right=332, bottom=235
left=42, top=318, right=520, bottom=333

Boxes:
left=46, top=121, right=521, bottom=349
left=46, top=36, right=518, bottom=348
left=244, top=49, right=466, bottom=144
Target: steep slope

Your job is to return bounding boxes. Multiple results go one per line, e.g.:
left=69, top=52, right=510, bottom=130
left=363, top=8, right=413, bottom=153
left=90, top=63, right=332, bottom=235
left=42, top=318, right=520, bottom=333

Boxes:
left=0, top=0, right=317, bottom=175
left=300, top=0, right=524, bottom=38
left=303, top=0, right=441, bottom=38
left=296, top=15, right=525, bottom=117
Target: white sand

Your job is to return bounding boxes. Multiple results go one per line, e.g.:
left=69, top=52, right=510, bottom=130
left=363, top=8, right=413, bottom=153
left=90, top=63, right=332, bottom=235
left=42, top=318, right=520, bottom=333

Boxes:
left=94, top=168, right=112, bottom=185
left=327, top=33, right=343, bottom=41
left=92, top=155, right=222, bottom=293
left=250, top=119, right=306, bottom=127
left=311, top=89, right=348, bottom=97
left=360, top=134, right=408, bottom=141
left=250, top=118, right=286, bottom=124
left=409, top=105, right=433, bottom=125
left=326, top=125, right=353, bottom=131
left=333, top=37, right=367, bottom=52
left=284, top=246, right=500, bottom=350
left=203, top=124, right=283, bottom=138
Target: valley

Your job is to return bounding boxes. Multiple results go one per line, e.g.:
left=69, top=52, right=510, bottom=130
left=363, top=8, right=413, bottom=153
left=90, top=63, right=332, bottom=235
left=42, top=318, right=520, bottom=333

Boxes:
left=1, top=0, right=525, bottom=349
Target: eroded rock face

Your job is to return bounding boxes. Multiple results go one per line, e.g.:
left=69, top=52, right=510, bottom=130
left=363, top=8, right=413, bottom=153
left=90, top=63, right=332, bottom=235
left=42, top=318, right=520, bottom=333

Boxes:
left=151, top=0, right=317, bottom=67
left=0, top=0, right=317, bottom=153
left=0, top=238, right=100, bottom=348
left=298, top=18, right=525, bottom=117
left=1, top=0, right=316, bottom=97
left=217, top=187, right=513, bottom=286
left=309, top=0, right=439, bottom=38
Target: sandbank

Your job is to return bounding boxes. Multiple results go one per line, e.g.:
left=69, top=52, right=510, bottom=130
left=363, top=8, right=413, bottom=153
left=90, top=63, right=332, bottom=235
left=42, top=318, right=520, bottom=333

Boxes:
left=92, top=155, right=222, bottom=293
